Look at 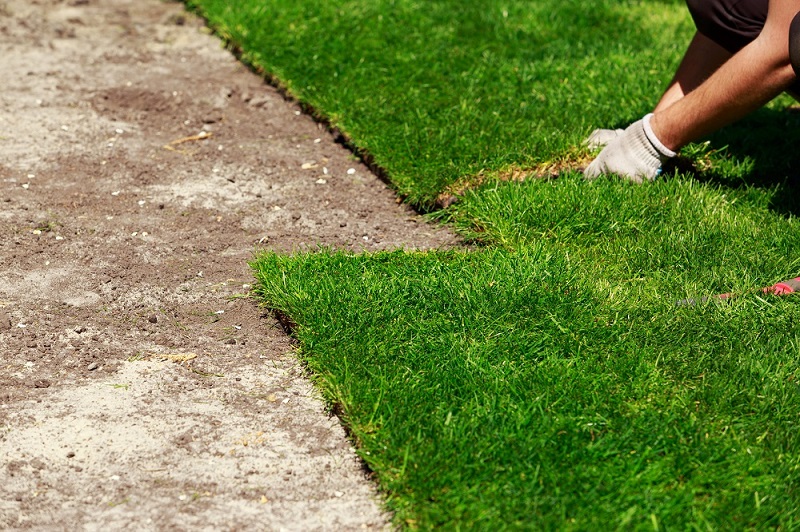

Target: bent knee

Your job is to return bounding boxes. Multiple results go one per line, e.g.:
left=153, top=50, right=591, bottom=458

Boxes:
left=686, top=0, right=767, bottom=53
left=791, top=11, right=800, bottom=76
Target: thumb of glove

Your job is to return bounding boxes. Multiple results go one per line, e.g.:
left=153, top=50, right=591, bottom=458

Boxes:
left=584, top=128, right=625, bottom=150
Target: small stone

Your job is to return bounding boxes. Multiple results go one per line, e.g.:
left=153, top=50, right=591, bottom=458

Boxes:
left=224, top=338, right=236, bottom=345
left=87, top=362, right=98, bottom=371
left=66, top=452, right=75, bottom=458
left=75, top=326, right=86, bottom=334
left=148, top=315, right=158, bottom=324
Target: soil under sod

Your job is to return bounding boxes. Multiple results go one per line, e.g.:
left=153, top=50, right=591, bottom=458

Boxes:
left=0, top=0, right=457, bottom=529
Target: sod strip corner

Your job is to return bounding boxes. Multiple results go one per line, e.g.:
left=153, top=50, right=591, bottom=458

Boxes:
left=184, top=0, right=698, bottom=208
left=191, top=0, right=800, bottom=527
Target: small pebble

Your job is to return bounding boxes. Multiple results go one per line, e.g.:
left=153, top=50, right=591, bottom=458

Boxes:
left=87, top=362, right=98, bottom=371
left=66, top=452, right=75, bottom=458
left=224, top=338, right=236, bottom=345
left=148, top=315, right=158, bottom=324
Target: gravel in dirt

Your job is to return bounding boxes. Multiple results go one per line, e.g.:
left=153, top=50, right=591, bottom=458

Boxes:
left=0, top=0, right=458, bottom=529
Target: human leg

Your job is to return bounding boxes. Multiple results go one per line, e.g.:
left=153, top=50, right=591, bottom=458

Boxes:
left=586, top=0, right=770, bottom=151
left=656, top=0, right=769, bottom=112
left=790, top=11, right=800, bottom=76
left=654, top=31, right=733, bottom=112
left=589, top=32, right=732, bottom=149
left=685, top=0, right=768, bottom=53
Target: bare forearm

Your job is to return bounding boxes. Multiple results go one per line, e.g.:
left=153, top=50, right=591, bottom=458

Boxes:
left=651, top=0, right=799, bottom=150
left=651, top=39, right=795, bottom=150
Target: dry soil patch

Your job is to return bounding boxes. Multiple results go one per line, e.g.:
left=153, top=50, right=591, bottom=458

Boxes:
left=0, top=0, right=458, bottom=529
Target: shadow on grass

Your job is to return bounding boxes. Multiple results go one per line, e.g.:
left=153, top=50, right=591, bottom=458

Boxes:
left=669, top=105, right=800, bottom=217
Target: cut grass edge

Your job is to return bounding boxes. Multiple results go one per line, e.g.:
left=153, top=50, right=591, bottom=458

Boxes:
left=435, top=149, right=594, bottom=209
left=182, top=1, right=416, bottom=205
left=183, top=0, right=616, bottom=213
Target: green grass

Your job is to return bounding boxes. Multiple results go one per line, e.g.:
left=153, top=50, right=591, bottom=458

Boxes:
left=185, top=0, right=694, bottom=208
left=185, top=0, right=800, bottom=527
left=253, top=176, right=800, bottom=528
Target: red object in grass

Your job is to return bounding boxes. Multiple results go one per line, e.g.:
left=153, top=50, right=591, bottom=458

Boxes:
left=677, top=276, right=800, bottom=306
left=763, top=277, right=800, bottom=295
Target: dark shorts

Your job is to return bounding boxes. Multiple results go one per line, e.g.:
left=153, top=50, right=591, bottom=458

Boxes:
left=686, top=0, right=768, bottom=53
left=688, top=0, right=800, bottom=78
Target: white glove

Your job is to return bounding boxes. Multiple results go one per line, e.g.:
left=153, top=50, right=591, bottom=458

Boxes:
left=584, top=128, right=624, bottom=149
left=584, top=114, right=676, bottom=183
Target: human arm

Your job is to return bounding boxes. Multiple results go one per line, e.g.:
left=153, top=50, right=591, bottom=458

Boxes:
left=651, top=0, right=800, bottom=150
left=586, top=0, right=799, bottom=181
left=653, top=31, right=733, bottom=113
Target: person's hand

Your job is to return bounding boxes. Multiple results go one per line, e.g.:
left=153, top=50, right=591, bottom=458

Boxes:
left=584, top=128, right=624, bottom=149
left=584, top=114, right=676, bottom=183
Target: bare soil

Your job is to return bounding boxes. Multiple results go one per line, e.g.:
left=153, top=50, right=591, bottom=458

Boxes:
left=0, top=0, right=458, bottom=529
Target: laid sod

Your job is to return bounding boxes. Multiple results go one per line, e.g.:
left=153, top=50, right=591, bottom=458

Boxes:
left=254, top=176, right=800, bottom=528
left=185, top=0, right=800, bottom=527
left=185, top=0, right=695, bottom=208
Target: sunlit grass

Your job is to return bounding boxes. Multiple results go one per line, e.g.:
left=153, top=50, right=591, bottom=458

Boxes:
left=186, top=0, right=800, bottom=527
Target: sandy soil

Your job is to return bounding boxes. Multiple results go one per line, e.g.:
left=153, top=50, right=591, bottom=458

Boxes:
left=0, top=0, right=457, bottom=529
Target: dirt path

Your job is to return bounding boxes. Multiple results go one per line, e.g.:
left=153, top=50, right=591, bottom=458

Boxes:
left=0, top=0, right=457, bottom=529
